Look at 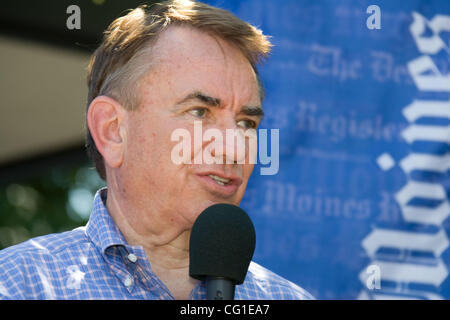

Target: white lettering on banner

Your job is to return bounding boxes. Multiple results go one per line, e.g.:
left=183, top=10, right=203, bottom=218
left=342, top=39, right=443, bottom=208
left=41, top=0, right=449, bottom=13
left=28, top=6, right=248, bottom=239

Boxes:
left=401, top=124, right=450, bottom=144
left=362, top=228, right=449, bottom=258
left=257, top=180, right=373, bottom=221
left=408, top=56, right=450, bottom=92
left=395, top=181, right=447, bottom=206
left=400, top=201, right=450, bottom=226
left=295, top=100, right=408, bottom=143
left=358, top=290, right=444, bottom=300
left=361, top=260, right=448, bottom=287
left=359, top=11, right=450, bottom=300
left=400, top=153, right=450, bottom=174
left=303, top=43, right=449, bottom=85
left=403, top=100, right=450, bottom=122
left=410, top=12, right=450, bottom=55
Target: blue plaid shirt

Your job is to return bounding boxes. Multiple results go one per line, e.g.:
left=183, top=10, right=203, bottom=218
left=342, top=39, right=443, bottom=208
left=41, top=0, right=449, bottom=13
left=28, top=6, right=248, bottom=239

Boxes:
left=0, top=188, right=314, bottom=300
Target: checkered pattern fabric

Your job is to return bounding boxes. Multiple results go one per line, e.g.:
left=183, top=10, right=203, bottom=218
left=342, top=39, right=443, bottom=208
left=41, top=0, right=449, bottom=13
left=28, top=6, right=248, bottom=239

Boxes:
left=0, top=188, right=314, bottom=300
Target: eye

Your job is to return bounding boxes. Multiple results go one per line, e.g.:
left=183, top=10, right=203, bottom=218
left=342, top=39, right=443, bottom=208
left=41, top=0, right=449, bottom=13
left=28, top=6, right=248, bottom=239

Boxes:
left=237, top=119, right=257, bottom=129
left=187, top=107, right=208, bottom=118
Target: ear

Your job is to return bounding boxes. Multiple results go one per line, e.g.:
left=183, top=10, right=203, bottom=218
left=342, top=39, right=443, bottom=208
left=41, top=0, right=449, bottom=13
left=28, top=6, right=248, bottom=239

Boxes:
left=87, top=96, right=127, bottom=170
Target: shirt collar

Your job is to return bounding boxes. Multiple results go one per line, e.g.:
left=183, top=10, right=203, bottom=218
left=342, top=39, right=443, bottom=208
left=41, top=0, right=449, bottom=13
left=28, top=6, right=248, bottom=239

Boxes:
left=85, top=187, right=128, bottom=254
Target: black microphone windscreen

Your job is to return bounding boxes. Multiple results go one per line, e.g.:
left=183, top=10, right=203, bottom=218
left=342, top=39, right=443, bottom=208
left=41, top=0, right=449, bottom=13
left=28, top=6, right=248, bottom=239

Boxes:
left=189, top=203, right=256, bottom=285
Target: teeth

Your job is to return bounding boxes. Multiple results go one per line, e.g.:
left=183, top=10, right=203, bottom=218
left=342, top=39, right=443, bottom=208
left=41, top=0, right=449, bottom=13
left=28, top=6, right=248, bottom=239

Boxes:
left=208, top=174, right=230, bottom=185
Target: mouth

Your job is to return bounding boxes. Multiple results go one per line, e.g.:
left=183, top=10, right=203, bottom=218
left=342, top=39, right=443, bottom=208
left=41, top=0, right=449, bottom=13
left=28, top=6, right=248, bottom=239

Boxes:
left=208, top=174, right=231, bottom=186
left=196, top=172, right=243, bottom=197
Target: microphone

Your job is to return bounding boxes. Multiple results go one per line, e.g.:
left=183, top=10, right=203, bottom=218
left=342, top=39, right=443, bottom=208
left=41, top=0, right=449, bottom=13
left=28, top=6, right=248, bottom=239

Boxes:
left=189, top=203, right=256, bottom=300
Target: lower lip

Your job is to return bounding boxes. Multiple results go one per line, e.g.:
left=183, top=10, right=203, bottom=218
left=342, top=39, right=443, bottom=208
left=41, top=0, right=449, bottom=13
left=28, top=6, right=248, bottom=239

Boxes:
left=196, top=175, right=239, bottom=197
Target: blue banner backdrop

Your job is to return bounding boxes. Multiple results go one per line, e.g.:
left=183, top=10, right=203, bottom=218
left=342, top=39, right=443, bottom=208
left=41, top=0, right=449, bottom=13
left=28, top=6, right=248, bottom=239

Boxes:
left=206, top=0, right=450, bottom=299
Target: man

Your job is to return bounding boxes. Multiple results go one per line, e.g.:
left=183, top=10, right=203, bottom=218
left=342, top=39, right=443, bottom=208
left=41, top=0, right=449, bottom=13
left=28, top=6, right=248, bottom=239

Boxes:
left=0, top=0, right=314, bottom=300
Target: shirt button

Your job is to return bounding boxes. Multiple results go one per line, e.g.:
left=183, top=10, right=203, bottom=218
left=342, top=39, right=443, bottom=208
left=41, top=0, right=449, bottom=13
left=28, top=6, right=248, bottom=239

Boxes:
left=127, top=253, right=138, bottom=263
left=124, top=275, right=133, bottom=287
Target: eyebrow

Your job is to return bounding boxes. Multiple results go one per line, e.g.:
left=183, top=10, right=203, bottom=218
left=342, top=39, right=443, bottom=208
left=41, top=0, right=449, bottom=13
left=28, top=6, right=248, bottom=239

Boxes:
left=175, top=91, right=264, bottom=118
left=240, top=105, right=265, bottom=118
left=176, top=91, right=221, bottom=107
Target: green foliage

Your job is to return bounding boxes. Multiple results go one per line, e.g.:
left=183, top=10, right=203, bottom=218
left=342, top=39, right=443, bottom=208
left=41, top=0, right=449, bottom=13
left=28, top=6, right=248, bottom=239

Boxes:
left=0, top=163, right=105, bottom=250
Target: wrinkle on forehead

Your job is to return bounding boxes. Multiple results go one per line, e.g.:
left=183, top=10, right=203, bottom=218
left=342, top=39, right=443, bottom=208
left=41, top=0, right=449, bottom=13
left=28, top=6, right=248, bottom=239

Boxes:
left=142, top=25, right=260, bottom=107
left=154, top=26, right=235, bottom=68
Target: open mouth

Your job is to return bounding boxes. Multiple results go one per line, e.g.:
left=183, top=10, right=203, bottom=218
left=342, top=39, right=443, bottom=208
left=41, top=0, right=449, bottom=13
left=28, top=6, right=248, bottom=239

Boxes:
left=196, top=172, right=243, bottom=197
left=208, top=174, right=231, bottom=186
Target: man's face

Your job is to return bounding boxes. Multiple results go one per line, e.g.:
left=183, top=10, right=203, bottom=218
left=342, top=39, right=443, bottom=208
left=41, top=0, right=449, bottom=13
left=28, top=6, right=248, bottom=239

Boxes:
left=116, top=26, right=262, bottom=232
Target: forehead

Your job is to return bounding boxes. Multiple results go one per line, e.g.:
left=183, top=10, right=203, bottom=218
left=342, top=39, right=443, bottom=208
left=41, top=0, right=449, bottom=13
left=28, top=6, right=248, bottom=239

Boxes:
left=144, top=25, right=260, bottom=106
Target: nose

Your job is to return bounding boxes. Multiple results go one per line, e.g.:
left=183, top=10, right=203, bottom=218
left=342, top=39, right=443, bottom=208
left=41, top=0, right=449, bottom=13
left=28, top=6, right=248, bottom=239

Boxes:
left=204, top=118, right=257, bottom=165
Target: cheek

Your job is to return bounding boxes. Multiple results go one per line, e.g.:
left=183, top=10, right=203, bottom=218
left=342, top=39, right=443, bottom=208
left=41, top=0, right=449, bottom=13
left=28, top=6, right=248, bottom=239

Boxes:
left=243, top=163, right=255, bottom=180
left=124, top=121, right=159, bottom=178
left=233, top=164, right=254, bottom=203
left=127, top=131, right=151, bottom=163
left=128, top=115, right=169, bottom=160
left=126, top=121, right=190, bottom=183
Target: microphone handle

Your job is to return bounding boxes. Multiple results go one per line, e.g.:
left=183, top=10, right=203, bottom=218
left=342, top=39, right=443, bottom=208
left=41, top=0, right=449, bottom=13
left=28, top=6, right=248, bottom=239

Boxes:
left=206, top=276, right=235, bottom=300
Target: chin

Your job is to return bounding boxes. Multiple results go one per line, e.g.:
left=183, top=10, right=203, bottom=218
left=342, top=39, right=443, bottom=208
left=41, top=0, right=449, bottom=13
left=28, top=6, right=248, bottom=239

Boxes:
left=183, top=199, right=220, bottom=225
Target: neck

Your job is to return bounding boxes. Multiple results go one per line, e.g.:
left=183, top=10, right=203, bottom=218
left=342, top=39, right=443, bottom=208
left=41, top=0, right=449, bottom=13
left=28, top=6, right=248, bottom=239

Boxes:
left=105, top=187, right=198, bottom=299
